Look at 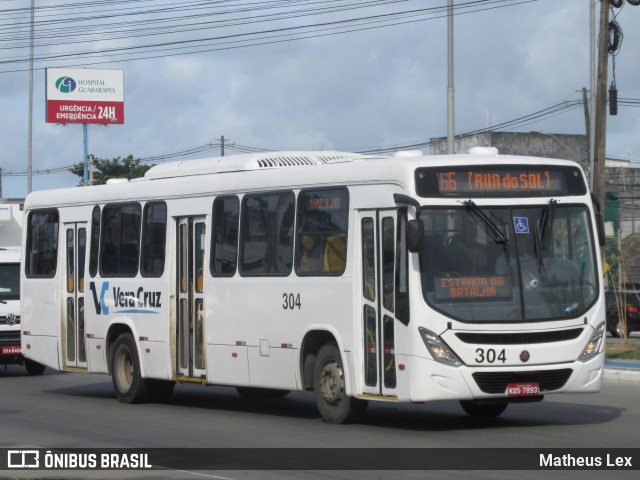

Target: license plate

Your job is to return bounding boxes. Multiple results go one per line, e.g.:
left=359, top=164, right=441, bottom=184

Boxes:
left=1, top=346, right=21, bottom=355
left=507, top=382, right=539, bottom=397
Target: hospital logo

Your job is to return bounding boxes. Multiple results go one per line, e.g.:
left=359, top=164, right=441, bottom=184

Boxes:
left=55, top=76, right=77, bottom=93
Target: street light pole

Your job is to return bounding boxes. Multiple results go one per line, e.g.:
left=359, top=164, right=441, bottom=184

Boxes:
left=589, top=0, right=596, bottom=189
left=447, top=0, right=455, bottom=154
left=27, top=0, right=35, bottom=194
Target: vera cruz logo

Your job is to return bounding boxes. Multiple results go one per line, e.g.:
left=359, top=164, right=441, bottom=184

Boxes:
left=90, top=281, right=110, bottom=316
left=90, top=281, right=162, bottom=316
left=55, top=76, right=77, bottom=93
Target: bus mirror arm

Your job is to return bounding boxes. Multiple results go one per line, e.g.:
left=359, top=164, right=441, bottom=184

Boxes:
left=393, top=193, right=421, bottom=221
left=393, top=194, right=424, bottom=253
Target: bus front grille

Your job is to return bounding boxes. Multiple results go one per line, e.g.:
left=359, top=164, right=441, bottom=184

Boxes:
left=472, top=369, right=573, bottom=394
left=0, top=331, right=21, bottom=346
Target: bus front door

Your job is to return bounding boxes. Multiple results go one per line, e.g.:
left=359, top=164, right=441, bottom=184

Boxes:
left=176, top=217, right=207, bottom=379
left=63, top=222, right=88, bottom=369
left=359, top=210, right=398, bottom=398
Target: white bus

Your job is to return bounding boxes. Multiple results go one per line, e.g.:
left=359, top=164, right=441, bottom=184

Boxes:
left=1, top=201, right=45, bottom=375
left=21, top=148, right=605, bottom=423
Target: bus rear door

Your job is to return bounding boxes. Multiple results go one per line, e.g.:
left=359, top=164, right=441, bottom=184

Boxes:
left=63, top=222, right=88, bottom=369
left=176, top=217, right=207, bottom=379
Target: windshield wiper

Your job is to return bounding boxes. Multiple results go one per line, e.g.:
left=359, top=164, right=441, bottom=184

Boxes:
left=532, top=199, right=557, bottom=274
left=463, top=200, right=509, bottom=245
left=539, top=199, right=557, bottom=250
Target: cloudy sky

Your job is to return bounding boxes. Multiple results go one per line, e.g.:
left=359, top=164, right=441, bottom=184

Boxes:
left=1, top=0, right=639, bottom=198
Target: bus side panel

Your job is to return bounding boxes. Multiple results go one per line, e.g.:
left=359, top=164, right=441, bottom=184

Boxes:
left=206, top=276, right=354, bottom=391
left=139, top=340, right=172, bottom=379
left=247, top=346, right=296, bottom=390
left=22, top=277, right=62, bottom=369
left=22, top=278, right=60, bottom=338
left=86, top=338, right=108, bottom=374
left=206, top=344, right=250, bottom=385
left=22, top=334, right=60, bottom=371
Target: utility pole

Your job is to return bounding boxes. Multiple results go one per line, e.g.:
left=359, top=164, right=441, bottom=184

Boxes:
left=446, top=0, right=455, bottom=154
left=592, top=1, right=609, bottom=210
left=582, top=87, right=590, bottom=171
left=589, top=0, right=596, bottom=190
left=220, top=135, right=225, bottom=157
left=27, top=0, right=35, bottom=194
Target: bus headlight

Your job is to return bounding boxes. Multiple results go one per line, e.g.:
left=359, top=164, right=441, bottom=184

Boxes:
left=579, top=322, right=605, bottom=362
left=418, top=327, right=463, bottom=367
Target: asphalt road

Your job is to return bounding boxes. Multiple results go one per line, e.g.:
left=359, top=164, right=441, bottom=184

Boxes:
left=1, top=357, right=639, bottom=480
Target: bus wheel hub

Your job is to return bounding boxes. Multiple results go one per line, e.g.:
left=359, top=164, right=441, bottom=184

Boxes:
left=320, top=362, right=343, bottom=404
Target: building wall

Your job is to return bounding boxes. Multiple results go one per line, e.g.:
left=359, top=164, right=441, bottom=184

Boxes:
left=430, top=131, right=589, bottom=173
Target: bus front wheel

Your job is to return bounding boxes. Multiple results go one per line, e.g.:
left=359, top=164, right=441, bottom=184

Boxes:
left=313, top=343, right=367, bottom=424
left=111, top=333, right=150, bottom=404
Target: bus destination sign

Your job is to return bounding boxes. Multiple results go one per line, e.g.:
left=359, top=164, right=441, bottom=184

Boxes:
left=415, top=165, right=587, bottom=197
left=435, top=275, right=511, bottom=301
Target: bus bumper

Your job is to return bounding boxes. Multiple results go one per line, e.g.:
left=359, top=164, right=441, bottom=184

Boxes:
left=404, top=352, right=605, bottom=403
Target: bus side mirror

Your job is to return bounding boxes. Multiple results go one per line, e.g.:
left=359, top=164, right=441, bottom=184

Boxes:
left=407, top=219, right=424, bottom=253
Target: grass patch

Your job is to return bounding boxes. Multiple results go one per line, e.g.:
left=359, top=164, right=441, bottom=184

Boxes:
left=606, top=342, right=640, bottom=360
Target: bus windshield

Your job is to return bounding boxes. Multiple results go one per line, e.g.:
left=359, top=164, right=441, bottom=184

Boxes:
left=419, top=204, right=597, bottom=322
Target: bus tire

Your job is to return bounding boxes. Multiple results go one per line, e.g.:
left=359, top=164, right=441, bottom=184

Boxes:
left=459, top=400, right=508, bottom=418
left=25, top=359, right=46, bottom=376
left=314, top=343, right=367, bottom=424
left=147, top=379, right=175, bottom=403
left=236, top=387, right=289, bottom=399
left=110, top=333, right=150, bottom=404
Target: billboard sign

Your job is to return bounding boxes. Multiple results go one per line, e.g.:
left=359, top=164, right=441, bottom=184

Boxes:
left=46, top=68, right=124, bottom=125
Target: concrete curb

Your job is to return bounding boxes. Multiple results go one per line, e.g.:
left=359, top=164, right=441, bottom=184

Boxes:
left=604, top=368, right=640, bottom=382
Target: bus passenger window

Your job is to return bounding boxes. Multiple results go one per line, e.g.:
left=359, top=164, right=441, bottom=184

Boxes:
left=240, top=192, right=294, bottom=276
left=100, top=203, right=141, bottom=277
left=25, top=210, right=59, bottom=278
left=296, top=187, right=349, bottom=276
left=141, top=202, right=167, bottom=277
left=211, top=196, right=239, bottom=276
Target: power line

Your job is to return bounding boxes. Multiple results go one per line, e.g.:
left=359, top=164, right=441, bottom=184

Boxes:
left=0, top=0, right=537, bottom=73
left=6, top=95, right=639, bottom=178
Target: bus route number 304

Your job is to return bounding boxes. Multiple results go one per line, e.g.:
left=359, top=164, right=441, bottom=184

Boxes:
left=475, top=348, right=506, bottom=364
left=282, top=293, right=302, bottom=310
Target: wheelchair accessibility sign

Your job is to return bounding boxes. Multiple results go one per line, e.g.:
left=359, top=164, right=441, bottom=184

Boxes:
left=513, top=217, right=529, bottom=234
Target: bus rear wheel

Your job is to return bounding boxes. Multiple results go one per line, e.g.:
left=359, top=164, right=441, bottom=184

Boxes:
left=459, top=399, right=508, bottom=418
left=111, top=333, right=150, bottom=404
left=313, top=343, right=367, bottom=424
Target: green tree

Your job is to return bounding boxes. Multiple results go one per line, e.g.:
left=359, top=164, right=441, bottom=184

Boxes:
left=70, top=154, right=151, bottom=185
